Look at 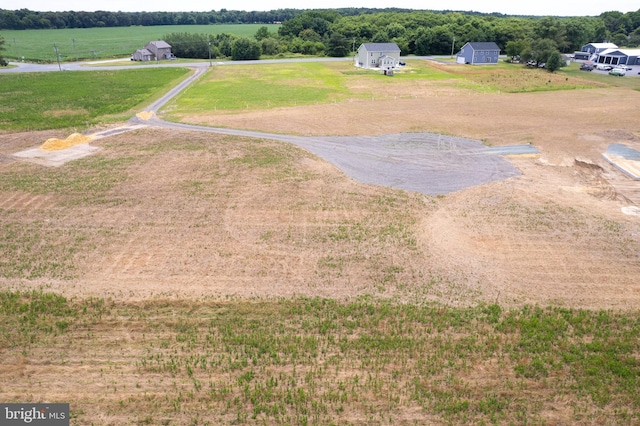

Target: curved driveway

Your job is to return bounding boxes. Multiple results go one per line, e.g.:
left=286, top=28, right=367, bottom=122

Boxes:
left=2, top=58, right=536, bottom=195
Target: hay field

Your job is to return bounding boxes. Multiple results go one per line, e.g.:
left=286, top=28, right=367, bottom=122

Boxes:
left=1, top=60, right=640, bottom=424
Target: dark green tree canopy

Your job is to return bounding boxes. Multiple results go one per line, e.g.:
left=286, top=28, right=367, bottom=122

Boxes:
left=231, top=37, right=261, bottom=60
left=0, top=34, right=6, bottom=66
left=3, top=8, right=640, bottom=61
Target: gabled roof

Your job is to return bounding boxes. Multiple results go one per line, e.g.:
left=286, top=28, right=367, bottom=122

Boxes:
left=464, top=42, right=500, bottom=51
left=135, top=48, right=153, bottom=55
left=361, top=43, right=400, bottom=52
left=598, top=48, right=640, bottom=56
left=147, top=40, right=172, bottom=49
left=585, top=42, right=618, bottom=49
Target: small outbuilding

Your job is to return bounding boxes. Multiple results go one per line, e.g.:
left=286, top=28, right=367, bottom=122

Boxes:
left=456, top=42, right=500, bottom=65
left=131, top=48, right=153, bottom=62
left=355, top=43, right=401, bottom=71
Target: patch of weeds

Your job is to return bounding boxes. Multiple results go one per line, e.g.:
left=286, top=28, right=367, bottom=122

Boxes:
left=0, top=222, right=89, bottom=280
left=0, top=155, right=135, bottom=205
left=0, top=290, right=108, bottom=348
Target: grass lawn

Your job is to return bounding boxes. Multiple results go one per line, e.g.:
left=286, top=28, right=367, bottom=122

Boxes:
left=164, top=59, right=623, bottom=120
left=166, top=62, right=357, bottom=113
left=0, top=67, right=190, bottom=131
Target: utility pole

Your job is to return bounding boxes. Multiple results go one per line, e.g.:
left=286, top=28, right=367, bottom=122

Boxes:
left=208, top=40, right=212, bottom=67
left=72, top=38, right=77, bottom=61
left=53, top=43, right=61, bottom=71
left=451, top=36, right=456, bottom=58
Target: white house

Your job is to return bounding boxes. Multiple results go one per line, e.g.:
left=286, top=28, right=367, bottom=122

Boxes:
left=355, top=43, right=401, bottom=72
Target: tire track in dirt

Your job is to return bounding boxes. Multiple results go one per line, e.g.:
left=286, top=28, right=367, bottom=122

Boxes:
left=0, top=192, right=58, bottom=212
left=422, top=181, right=640, bottom=308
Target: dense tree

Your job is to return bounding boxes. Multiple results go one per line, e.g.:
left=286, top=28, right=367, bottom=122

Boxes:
left=231, top=37, right=261, bottom=60
left=505, top=39, right=529, bottom=60
left=260, top=37, right=281, bottom=55
left=3, top=7, right=640, bottom=63
left=600, top=11, right=631, bottom=34
left=277, top=10, right=340, bottom=39
left=533, top=17, right=569, bottom=52
left=414, top=26, right=455, bottom=55
left=326, top=32, right=350, bottom=57
left=254, top=26, right=270, bottom=41
left=0, top=34, right=7, bottom=65
left=545, top=51, right=563, bottom=72
left=522, top=38, right=558, bottom=66
left=629, top=27, right=640, bottom=47
left=163, top=32, right=211, bottom=59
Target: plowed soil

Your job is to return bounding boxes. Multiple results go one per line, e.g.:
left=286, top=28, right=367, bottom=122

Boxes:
left=1, top=77, right=640, bottom=310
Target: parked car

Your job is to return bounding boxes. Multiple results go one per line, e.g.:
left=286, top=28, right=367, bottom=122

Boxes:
left=596, top=64, right=613, bottom=71
left=609, top=67, right=626, bottom=76
left=579, top=63, right=593, bottom=71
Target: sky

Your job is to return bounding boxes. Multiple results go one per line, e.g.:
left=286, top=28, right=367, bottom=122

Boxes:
left=2, top=0, right=638, bottom=17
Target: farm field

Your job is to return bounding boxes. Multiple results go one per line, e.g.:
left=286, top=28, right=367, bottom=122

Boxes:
left=0, top=24, right=280, bottom=62
left=0, top=67, right=190, bottom=131
left=1, top=59, right=640, bottom=424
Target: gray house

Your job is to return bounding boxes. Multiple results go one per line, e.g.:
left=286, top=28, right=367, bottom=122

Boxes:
left=456, top=42, right=500, bottom=64
left=132, top=41, right=173, bottom=61
left=355, top=43, right=401, bottom=71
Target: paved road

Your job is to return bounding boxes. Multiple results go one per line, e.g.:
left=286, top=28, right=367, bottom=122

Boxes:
left=3, top=57, right=535, bottom=195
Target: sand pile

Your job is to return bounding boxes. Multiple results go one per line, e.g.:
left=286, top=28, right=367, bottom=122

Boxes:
left=41, top=133, right=94, bottom=151
left=136, top=111, right=154, bottom=120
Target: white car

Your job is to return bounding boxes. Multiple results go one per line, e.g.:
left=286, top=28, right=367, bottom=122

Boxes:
left=609, top=67, right=626, bottom=76
left=596, top=64, right=613, bottom=71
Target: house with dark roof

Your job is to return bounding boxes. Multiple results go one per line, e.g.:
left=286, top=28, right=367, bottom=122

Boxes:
left=355, top=43, right=401, bottom=71
left=574, top=42, right=618, bottom=60
left=132, top=40, right=174, bottom=61
left=456, top=42, right=500, bottom=65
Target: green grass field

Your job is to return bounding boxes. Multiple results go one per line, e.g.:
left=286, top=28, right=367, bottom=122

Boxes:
left=0, top=67, right=189, bottom=131
left=0, top=24, right=280, bottom=62
left=2, top=290, right=639, bottom=424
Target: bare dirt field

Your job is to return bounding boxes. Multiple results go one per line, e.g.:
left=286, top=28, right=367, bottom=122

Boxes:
left=2, top=64, right=640, bottom=425
left=1, top=78, right=640, bottom=310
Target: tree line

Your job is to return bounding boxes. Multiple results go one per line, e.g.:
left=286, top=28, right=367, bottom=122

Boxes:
left=162, top=9, right=640, bottom=63
left=2, top=8, right=640, bottom=66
